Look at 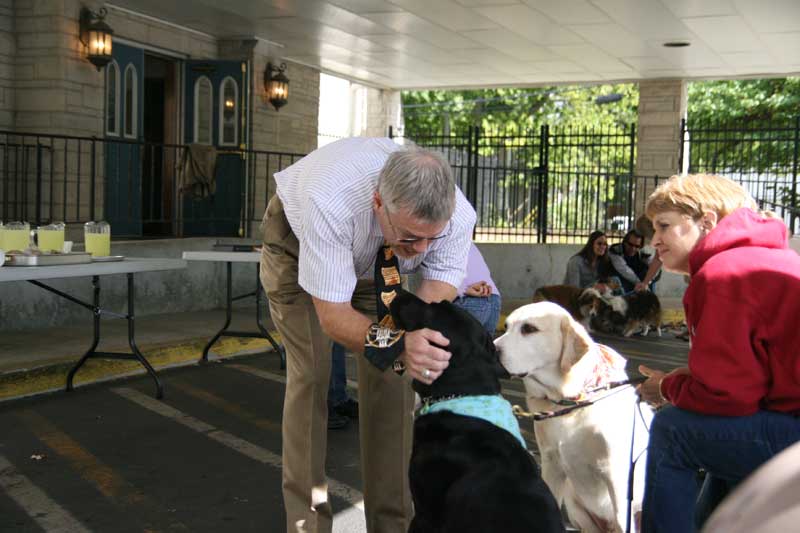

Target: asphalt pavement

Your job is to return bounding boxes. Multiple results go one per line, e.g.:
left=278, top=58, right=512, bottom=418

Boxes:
left=0, top=320, right=689, bottom=533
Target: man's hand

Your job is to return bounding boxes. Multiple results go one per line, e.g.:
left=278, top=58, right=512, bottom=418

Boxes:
left=402, top=328, right=451, bottom=384
left=634, top=281, right=648, bottom=292
left=464, top=281, right=491, bottom=297
left=636, top=365, right=668, bottom=407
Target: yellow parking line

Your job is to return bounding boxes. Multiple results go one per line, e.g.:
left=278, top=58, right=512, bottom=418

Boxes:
left=170, top=380, right=282, bottom=433
left=16, top=410, right=186, bottom=532
left=0, top=333, right=283, bottom=403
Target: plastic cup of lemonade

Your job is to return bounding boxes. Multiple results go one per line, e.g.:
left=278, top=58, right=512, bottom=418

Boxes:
left=3, top=221, right=31, bottom=252
left=37, top=222, right=66, bottom=253
left=84, top=221, right=111, bottom=257
left=0, top=221, right=4, bottom=251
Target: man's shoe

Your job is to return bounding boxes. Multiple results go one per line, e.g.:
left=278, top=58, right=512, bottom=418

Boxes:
left=334, top=398, right=359, bottom=419
left=328, top=410, right=348, bottom=430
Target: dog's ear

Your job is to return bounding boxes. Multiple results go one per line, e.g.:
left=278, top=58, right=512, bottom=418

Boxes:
left=389, top=289, right=431, bottom=331
left=559, top=314, right=591, bottom=373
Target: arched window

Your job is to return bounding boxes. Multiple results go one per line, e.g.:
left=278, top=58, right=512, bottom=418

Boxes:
left=105, top=61, right=120, bottom=136
left=123, top=64, right=138, bottom=138
left=194, top=76, right=213, bottom=145
left=219, top=77, right=238, bottom=146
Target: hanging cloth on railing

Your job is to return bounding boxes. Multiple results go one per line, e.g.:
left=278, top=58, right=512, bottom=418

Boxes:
left=179, top=144, right=218, bottom=199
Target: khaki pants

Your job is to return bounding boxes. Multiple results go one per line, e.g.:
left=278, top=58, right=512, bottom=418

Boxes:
left=260, top=195, right=414, bottom=533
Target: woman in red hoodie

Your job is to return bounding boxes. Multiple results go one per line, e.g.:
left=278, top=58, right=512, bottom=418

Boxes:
left=637, top=174, right=800, bottom=533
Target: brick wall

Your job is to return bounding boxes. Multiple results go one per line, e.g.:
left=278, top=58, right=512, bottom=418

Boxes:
left=248, top=44, right=320, bottom=234
left=251, top=51, right=319, bottom=155
left=0, top=0, right=13, bottom=130
left=11, top=1, right=221, bottom=138
left=12, top=0, right=103, bottom=136
left=3, top=3, right=321, bottom=237
left=106, top=5, right=217, bottom=59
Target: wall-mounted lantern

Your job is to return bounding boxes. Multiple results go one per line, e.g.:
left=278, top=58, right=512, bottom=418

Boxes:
left=79, top=7, right=114, bottom=71
left=264, top=62, right=289, bottom=111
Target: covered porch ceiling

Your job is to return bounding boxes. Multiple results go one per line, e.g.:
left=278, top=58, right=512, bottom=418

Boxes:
left=108, top=0, right=800, bottom=89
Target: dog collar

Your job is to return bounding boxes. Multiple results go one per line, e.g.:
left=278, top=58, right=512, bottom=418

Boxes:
left=563, top=343, right=628, bottom=402
left=418, top=395, right=526, bottom=449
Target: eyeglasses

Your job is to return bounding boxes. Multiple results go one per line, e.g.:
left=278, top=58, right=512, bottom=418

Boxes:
left=625, top=241, right=643, bottom=249
left=385, top=205, right=451, bottom=244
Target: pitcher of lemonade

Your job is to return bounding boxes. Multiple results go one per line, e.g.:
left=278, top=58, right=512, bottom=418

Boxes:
left=84, top=221, right=111, bottom=257
left=2, top=221, right=31, bottom=252
left=37, top=222, right=66, bottom=253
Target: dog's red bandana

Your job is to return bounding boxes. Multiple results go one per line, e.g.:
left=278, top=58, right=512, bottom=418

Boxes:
left=572, top=344, right=627, bottom=401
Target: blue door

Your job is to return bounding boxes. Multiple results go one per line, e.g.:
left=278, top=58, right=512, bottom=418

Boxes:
left=182, top=60, right=247, bottom=237
left=104, top=42, right=144, bottom=237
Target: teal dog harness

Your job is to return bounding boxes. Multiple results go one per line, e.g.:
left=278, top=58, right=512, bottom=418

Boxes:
left=419, top=395, right=526, bottom=449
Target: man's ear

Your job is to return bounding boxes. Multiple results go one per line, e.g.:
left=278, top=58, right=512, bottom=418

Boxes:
left=559, top=315, right=590, bottom=373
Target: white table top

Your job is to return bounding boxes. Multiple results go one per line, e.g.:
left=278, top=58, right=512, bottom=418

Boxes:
left=0, top=257, right=187, bottom=283
left=182, top=251, right=261, bottom=263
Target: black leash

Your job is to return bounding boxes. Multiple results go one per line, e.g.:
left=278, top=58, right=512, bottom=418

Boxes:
left=512, top=376, right=647, bottom=421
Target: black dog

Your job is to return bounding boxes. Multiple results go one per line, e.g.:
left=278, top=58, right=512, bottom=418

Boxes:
left=390, top=290, right=564, bottom=533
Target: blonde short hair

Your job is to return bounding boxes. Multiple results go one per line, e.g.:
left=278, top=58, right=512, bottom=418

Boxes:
left=645, top=173, right=758, bottom=221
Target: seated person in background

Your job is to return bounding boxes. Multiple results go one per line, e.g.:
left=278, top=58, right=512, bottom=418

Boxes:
left=453, top=243, right=502, bottom=335
left=636, top=173, right=800, bottom=533
left=608, top=229, right=662, bottom=293
left=564, top=231, right=619, bottom=293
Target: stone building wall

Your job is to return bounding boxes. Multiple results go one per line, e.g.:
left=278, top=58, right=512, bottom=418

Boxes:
left=247, top=42, right=320, bottom=235
left=0, top=0, right=13, bottom=130
left=13, top=0, right=103, bottom=136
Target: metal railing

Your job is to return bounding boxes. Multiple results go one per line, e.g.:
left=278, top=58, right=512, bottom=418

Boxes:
left=7, top=119, right=798, bottom=243
left=0, top=131, right=303, bottom=238
left=681, top=117, right=800, bottom=233
left=394, top=124, right=637, bottom=243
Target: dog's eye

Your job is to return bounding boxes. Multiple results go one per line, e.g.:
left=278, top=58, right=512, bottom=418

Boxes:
left=521, top=323, right=539, bottom=335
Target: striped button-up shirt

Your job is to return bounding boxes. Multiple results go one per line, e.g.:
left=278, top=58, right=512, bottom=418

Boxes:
left=272, top=137, right=477, bottom=303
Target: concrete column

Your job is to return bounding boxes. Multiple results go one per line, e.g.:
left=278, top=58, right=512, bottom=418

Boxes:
left=363, top=87, right=402, bottom=138
left=635, top=79, right=687, bottom=213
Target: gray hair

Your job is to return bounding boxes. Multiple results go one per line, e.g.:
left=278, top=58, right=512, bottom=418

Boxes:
left=377, top=147, right=456, bottom=222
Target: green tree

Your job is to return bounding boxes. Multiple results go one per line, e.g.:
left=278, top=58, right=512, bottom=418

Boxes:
left=688, top=78, right=800, bottom=124
left=401, top=85, right=639, bottom=240
left=686, top=78, right=800, bottom=214
left=402, top=84, right=638, bottom=137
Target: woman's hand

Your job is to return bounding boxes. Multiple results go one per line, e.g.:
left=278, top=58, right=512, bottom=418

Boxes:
left=637, top=365, right=668, bottom=407
left=464, top=281, right=491, bottom=297
left=402, top=329, right=451, bottom=384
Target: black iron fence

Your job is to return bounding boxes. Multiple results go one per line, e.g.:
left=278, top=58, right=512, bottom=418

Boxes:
left=0, top=131, right=302, bottom=239
left=681, top=117, right=800, bottom=233
left=6, top=118, right=798, bottom=244
left=394, top=124, right=638, bottom=243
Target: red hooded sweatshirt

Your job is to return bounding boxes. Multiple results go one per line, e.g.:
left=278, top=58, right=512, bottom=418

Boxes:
left=662, top=208, right=800, bottom=416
